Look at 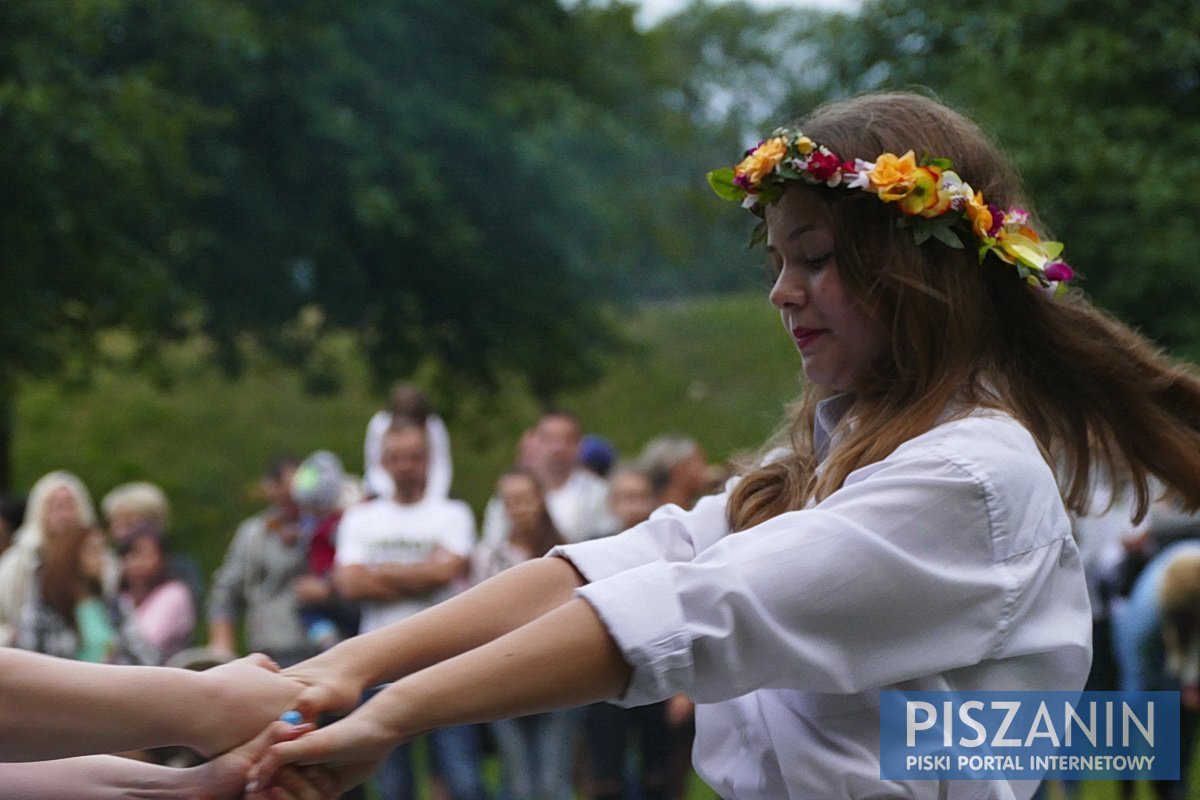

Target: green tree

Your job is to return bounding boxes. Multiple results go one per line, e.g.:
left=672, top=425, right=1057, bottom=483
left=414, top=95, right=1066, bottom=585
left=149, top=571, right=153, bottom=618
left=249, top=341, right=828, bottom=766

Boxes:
left=0, top=0, right=226, bottom=489
left=0, top=0, right=628, bottom=488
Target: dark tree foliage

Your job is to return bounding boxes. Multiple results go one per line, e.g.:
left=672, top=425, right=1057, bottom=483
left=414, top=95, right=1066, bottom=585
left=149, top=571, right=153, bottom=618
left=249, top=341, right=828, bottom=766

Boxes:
left=0, top=0, right=638, bottom=486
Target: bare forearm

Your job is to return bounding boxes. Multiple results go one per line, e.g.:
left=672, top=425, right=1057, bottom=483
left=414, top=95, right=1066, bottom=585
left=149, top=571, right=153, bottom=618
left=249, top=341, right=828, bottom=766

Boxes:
left=0, top=653, right=207, bottom=759
left=334, top=566, right=399, bottom=602
left=373, top=558, right=462, bottom=595
left=367, top=597, right=630, bottom=737
left=208, top=618, right=238, bottom=654
left=0, top=720, right=317, bottom=800
left=304, top=556, right=585, bottom=691
left=336, top=564, right=445, bottom=602
left=252, top=588, right=623, bottom=794
left=0, top=651, right=301, bottom=761
left=0, top=757, right=196, bottom=800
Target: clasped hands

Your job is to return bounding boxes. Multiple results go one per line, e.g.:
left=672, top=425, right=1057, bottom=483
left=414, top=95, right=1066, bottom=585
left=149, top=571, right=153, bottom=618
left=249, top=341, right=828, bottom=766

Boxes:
left=206, top=654, right=397, bottom=800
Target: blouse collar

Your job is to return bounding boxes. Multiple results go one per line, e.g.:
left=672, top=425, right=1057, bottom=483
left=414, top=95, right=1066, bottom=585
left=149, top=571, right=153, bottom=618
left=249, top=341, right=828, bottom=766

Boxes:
left=814, top=392, right=855, bottom=463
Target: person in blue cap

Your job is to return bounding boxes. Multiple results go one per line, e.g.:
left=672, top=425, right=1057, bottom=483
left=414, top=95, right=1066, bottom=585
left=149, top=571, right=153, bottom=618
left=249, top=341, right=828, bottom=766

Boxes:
left=579, top=434, right=617, bottom=479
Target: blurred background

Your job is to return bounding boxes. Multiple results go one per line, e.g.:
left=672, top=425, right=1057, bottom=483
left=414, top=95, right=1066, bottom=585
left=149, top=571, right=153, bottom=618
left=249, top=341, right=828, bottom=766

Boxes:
left=1, top=0, right=1198, bottom=795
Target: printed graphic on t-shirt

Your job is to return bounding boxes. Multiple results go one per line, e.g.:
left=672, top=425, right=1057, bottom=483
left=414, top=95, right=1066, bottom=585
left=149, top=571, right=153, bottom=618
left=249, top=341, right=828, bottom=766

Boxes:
left=364, top=536, right=435, bottom=565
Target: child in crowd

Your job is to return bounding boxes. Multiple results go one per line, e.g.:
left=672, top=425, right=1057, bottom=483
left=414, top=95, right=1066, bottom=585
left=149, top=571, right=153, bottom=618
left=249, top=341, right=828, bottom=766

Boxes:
left=291, top=450, right=361, bottom=651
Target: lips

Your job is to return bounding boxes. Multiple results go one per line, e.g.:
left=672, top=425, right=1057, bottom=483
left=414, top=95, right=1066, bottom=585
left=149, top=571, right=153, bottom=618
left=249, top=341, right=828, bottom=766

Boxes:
left=791, top=326, right=826, bottom=351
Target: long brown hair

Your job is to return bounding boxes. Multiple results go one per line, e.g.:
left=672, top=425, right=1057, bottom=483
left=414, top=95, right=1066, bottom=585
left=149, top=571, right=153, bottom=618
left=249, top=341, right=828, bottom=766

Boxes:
left=39, top=523, right=104, bottom=632
left=498, top=468, right=565, bottom=557
left=729, top=92, right=1200, bottom=531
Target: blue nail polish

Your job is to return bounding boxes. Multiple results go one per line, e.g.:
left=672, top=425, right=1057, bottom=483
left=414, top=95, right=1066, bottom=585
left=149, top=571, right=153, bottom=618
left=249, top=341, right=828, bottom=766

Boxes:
left=280, top=710, right=303, bottom=725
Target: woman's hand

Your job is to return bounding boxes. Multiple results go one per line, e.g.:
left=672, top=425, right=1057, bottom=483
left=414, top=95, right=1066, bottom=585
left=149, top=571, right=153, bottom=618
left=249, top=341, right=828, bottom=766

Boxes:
left=191, top=720, right=336, bottom=800
left=281, top=651, right=365, bottom=722
left=249, top=709, right=399, bottom=798
left=192, top=654, right=307, bottom=757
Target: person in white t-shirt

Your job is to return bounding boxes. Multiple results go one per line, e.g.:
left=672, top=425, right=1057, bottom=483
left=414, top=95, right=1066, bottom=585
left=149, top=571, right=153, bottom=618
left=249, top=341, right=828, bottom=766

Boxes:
left=362, top=383, right=453, bottom=501
left=254, top=92, right=1200, bottom=800
left=334, top=418, right=482, bottom=800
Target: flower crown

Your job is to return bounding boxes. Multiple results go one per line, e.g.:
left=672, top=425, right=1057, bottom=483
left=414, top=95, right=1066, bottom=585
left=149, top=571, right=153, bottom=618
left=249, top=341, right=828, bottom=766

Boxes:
left=707, top=128, right=1074, bottom=290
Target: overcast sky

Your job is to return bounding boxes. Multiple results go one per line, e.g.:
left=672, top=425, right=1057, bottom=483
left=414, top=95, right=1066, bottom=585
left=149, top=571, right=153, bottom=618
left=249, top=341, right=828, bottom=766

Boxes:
left=632, top=0, right=862, bottom=26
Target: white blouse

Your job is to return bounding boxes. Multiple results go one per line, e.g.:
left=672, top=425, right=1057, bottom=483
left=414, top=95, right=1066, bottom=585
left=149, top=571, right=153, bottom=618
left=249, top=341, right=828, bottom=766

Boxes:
left=555, top=400, right=1091, bottom=800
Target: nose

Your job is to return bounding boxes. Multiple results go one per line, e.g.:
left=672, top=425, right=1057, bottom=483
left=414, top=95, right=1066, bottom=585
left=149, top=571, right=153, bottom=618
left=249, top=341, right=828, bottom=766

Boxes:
left=769, top=264, right=807, bottom=311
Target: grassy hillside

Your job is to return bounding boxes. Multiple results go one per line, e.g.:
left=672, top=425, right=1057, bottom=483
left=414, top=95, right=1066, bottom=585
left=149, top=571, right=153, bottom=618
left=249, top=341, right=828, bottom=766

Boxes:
left=12, top=291, right=802, bottom=578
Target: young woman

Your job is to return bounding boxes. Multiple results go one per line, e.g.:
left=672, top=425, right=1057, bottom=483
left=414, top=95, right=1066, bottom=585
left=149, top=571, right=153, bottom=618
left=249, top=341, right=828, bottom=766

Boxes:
left=120, top=526, right=198, bottom=663
left=253, top=92, right=1200, bottom=799
left=472, top=468, right=575, bottom=800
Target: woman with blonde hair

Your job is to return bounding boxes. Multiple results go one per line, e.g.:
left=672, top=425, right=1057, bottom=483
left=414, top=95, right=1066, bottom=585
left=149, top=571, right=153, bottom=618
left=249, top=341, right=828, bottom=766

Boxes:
left=0, top=471, right=97, bottom=644
left=254, top=92, right=1200, bottom=799
left=101, top=481, right=170, bottom=544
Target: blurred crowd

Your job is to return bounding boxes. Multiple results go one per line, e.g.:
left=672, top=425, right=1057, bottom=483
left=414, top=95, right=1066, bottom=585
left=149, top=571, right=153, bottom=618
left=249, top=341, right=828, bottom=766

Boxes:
left=5, top=381, right=1200, bottom=799
left=0, top=382, right=728, bottom=800
left=1033, top=484, right=1200, bottom=800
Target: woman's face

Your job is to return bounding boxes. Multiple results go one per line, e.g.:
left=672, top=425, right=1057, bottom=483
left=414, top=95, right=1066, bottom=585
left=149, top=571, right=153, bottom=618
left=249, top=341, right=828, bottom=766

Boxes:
left=122, top=535, right=165, bottom=588
left=609, top=470, right=655, bottom=529
left=500, top=475, right=542, bottom=533
left=78, top=529, right=109, bottom=580
left=765, top=185, right=889, bottom=393
left=43, top=486, right=81, bottom=540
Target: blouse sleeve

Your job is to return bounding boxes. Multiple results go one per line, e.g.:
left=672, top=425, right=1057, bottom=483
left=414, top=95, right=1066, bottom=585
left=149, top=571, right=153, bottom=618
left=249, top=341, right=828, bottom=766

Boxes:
left=570, top=422, right=1087, bottom=707
left=551, top=489, right=733, bottom=580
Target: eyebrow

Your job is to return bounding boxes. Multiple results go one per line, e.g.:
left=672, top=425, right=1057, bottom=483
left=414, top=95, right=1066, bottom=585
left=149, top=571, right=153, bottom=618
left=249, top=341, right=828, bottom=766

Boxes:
left=766, top=222, right=823, bottom=251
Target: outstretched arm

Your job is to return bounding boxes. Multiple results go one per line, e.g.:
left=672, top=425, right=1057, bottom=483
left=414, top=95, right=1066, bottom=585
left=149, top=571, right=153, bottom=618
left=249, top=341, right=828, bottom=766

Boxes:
left=283, top=555, right=587, bottom=718
left=257, top=596, right=630, bottom=795
left=0, top=651, right=303, bottom=761
left=0, top=721, right=330, bottom=800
